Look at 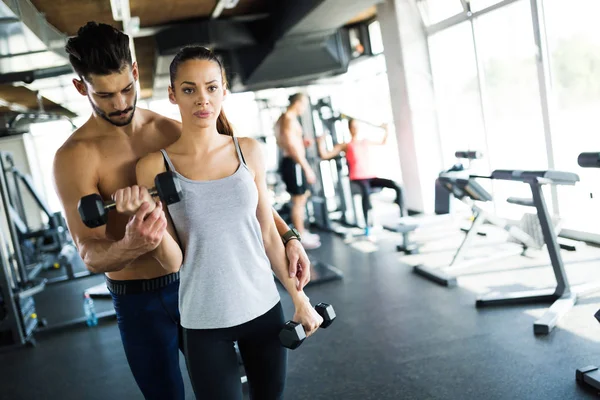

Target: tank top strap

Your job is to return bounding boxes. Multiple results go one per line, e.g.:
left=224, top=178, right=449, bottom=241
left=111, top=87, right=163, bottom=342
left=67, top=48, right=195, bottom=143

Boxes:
left=159, top=149, right=177, bottom=172
left=232, top=137, right=248, bottom=167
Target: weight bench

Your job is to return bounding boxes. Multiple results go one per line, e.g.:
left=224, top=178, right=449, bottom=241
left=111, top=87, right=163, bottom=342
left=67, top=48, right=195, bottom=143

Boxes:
left=413, top=175, right=538, bottom=287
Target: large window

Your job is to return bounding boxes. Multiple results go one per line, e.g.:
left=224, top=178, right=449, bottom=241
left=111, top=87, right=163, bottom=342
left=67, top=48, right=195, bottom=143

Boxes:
left=469, top=0, right=505, bottom=12
left=422, top=0, right=600, bottom=237
left=29, top=121, right=74, bottom=213
left=544, top=0, right=600, bottom=233
left=474, top=0, right=548, bottom=217
left=313, top=56, right=402, bottom=183
left=429, top=22, right=487, bottom=170
left=417, top=0, right=464, bottom=26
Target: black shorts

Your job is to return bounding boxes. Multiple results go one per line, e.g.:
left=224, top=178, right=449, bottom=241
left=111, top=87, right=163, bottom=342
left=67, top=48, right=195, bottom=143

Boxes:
left=280, top=156, right=307, bottom=196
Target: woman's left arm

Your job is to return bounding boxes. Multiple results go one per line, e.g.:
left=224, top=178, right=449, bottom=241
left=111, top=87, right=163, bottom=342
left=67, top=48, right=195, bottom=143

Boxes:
left=241, top=138, right=322, bottom=336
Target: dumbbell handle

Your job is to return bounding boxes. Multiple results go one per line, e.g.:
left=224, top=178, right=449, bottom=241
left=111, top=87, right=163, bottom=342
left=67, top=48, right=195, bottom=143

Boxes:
left=103, top=187, right=160, bottom=211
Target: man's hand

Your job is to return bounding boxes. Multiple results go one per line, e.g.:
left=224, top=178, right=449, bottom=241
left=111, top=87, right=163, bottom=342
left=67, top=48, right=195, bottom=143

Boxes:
left=122, top=202, right=167, bottom=254
left=113, top=185, right=156, bottom=216
left=285, top=239, right=311, bottom=290
left=304, top=166, right=317, bottom=185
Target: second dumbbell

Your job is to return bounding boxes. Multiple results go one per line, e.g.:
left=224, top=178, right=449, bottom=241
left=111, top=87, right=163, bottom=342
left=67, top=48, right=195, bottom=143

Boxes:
left=279, top=302, right=336, bottom=350
left=78, top=171, right=182, bottom=228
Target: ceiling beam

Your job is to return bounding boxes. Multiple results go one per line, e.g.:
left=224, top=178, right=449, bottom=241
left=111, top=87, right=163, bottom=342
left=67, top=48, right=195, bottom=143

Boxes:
left=0, top=65, right=72, bottom=85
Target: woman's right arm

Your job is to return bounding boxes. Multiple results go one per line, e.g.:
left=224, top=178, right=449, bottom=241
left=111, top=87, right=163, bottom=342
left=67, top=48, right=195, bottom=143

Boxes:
left=135, top=153, right=183, bottom=273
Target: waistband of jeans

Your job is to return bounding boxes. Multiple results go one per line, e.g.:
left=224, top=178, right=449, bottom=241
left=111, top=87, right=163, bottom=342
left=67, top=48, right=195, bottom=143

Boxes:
left=106, top=272, right=180, bottom=295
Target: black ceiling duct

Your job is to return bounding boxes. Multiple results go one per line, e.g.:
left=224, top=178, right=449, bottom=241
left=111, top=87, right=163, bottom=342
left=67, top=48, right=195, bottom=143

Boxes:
left=153, top=0, right=383, bottom=94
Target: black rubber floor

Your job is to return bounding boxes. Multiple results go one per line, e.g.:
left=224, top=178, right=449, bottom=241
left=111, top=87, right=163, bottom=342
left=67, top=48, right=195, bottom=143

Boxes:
left=1, top=228, right=600, bottom=400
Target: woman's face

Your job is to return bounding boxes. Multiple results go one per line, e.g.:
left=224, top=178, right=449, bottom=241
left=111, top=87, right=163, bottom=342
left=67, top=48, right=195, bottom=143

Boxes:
left=169, top=59, right=226, bottom=129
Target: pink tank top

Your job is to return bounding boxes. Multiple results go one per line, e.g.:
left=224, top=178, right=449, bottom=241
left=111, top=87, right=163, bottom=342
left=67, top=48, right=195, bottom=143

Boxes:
left=346, top=140, right=376, bottom=180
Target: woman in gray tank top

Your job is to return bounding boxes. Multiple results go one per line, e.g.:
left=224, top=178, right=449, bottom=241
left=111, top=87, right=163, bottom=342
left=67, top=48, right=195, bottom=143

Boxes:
left=132, top=46, right=324, bottom=399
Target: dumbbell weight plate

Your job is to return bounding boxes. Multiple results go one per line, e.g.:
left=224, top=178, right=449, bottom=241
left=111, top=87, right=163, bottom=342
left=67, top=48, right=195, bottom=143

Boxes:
left=155, top=171, right=183, bottom=205
left=279, top=321, right=307, bottom=350
left=315, top=303, right=336, bottom=328
left=78, top=194, right=108, bottom=228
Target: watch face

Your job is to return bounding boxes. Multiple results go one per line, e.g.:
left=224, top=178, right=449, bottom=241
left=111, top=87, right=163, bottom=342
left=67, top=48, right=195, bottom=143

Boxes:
left=284, top=228, right=301, bottom=243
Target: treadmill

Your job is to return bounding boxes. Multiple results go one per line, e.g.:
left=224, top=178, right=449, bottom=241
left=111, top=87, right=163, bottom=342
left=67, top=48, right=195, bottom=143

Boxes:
left=472, top=168, right=599, bottom=335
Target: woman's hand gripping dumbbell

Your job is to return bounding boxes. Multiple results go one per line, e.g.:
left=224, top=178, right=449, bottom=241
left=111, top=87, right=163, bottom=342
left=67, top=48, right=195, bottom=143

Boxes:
left=279, top=302, right=336, bottom=350
left=78, top=171, right=182, bottom=228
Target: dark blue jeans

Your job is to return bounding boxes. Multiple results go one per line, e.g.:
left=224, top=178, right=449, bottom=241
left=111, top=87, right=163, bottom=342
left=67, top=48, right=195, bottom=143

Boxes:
left=109, top=277, right=184, bottom=400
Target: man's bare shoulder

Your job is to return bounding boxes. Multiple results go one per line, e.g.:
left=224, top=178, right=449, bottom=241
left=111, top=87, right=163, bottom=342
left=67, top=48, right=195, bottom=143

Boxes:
left=282, top=111, right=295, bottom=122
left=54, top=121, right=101, bottom=167
left=53, top=129, right=102, bottom=192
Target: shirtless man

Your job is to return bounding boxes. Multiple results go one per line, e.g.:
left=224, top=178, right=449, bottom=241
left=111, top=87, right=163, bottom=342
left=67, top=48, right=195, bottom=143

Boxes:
left=52, top=22, right=311, bottom=400
left=275, top=93, right=320, bottom=249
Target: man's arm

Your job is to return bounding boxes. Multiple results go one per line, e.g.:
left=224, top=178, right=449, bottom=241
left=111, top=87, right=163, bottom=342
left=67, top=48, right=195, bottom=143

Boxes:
left=316, top=136, right=346, bottom=160
left=53, top=142, right=158, bottom=274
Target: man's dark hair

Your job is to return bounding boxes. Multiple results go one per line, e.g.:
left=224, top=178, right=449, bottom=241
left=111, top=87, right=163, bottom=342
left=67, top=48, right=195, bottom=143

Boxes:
left=288, top=93, right=305, bottom=105
left=65, top=22, right=132, bottom=80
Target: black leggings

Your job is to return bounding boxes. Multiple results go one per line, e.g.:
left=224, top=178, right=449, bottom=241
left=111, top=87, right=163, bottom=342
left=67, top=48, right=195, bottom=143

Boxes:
left=183, top=302, right=287, bottom=400
left=351, top=178, right=406, bottom=226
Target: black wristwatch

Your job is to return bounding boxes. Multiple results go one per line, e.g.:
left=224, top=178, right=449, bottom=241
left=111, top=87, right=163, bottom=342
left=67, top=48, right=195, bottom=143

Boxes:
left=282, top=228, right=301, bottom=244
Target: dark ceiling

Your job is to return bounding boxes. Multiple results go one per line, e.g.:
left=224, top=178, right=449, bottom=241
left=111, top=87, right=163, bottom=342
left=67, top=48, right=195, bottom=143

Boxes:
left=0, top=0, right=379, bottom=119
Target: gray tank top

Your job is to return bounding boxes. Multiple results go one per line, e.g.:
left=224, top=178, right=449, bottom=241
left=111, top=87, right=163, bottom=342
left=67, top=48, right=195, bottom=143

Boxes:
left=160, top=137, right=280, bottom=329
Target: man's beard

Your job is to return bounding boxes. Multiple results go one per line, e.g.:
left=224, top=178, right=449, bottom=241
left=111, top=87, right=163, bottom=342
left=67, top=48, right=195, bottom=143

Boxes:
left=90, top=96, right=137, bottom=127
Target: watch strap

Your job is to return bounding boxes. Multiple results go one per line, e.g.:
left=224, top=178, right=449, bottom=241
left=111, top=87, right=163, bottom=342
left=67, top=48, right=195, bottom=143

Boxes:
left=282, top=228, right=301, bottom=244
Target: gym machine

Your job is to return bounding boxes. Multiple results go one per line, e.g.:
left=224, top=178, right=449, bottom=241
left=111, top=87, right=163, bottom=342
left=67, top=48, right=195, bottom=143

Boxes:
left=473, top=169, right=599, bottom=334
left=413, top=174, right=539, bottom=287
left=576, top=311, right=600, bottom=392
left=311, top=97, right=409, bottom=240
left=0, top=150, right=118, bottom=347
left=310, top=97, right=359, bottom=236
left=434, top=151, right=484, bottom=215
left=0, top=154, right=43, bottom=350
left=388, top=151, right=485, bottom=255
left=574, top=152, right=600, bottom=391
left=0, top=152, right=87, bottom=285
